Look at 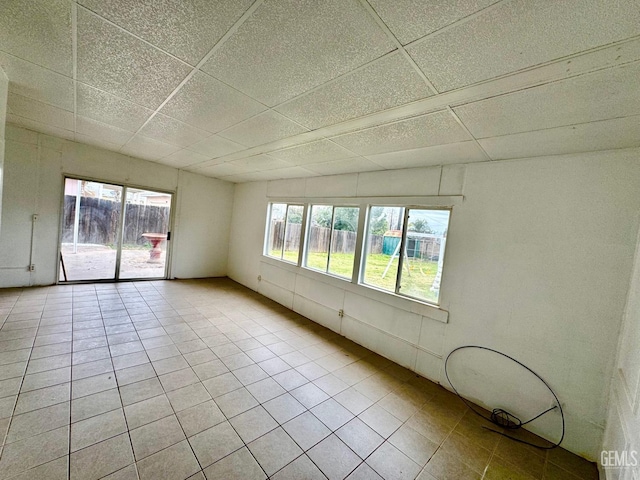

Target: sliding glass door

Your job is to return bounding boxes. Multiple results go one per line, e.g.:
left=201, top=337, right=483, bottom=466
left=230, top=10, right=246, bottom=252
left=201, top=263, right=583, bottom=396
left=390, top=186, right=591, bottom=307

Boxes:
left=59, top=178, right=172, bottom=282
left=119, top=187, right=171, bottom=279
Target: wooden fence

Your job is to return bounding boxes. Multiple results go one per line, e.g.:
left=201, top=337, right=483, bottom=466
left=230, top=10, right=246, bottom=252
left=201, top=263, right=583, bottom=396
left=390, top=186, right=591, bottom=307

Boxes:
left=270, top=221, right=441, bottom=259
left=270, top=222, right=383, bottom=254
left=62, top=196, right=169, bottom=245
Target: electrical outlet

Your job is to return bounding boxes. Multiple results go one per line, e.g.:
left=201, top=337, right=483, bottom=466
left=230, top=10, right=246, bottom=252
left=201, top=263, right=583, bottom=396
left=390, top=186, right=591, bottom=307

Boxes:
left=28, top=264, right=35, bottom=272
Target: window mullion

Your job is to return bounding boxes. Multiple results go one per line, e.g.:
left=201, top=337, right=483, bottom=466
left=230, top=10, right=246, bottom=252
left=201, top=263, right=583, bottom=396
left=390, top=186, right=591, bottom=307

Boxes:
left=395, top=208, right=410, bottom=295
left=297, top=204, right=309, bottom=267
left=281, top=205, right=290, bottom=260
left=352, top=206, right=368, bottom=284
left=326, top=206, right=335, bottom=273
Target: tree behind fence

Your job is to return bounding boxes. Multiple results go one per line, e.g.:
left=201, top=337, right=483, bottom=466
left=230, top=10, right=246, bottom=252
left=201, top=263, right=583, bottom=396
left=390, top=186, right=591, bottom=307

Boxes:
left=62, top=196, right=169, bottom=245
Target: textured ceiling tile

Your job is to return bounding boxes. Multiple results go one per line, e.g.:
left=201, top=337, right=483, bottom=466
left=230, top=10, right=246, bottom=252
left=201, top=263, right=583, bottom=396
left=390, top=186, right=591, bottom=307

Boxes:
left=77, top=8, right=192, bottom=109
left=6, top=114, right=74, bottom=141
left=77, top=83, right=155, bottom=132
left=201, top=0, right=394, bottom=106
left=0, top=0, right=72, bottom=76
left=229, top=155, right=291, bottom=171
left=75, top=133, right=124, bottom=153
left=245, top=166, right=318, bottom=180
left=304, top=157, right=385, bottom=175
left=368, top=0, right=499, bottom=45
left=160, top=71, right=266, bottom=133
left=332, top=111, right=471, bottom=156
left=454, top=62, right=640, bottom=138
left=76, top=116, right=132, bottom=147
left=479, top=116, right=640, bottom=160
left=7, top=93, right=74, bottom=131
left=138, top=113, right=209, bottom=148
left=365, top=141, right=487, bottom=169
left=0, top=52, right=74, bottom=110
left=187, top=135, right=245, bottom=158
left=269, top=140, right=356, bottom=165
left=77, top=0, right=253, bottom=65
left=276, top=53, right=432, bottom=129
left=407, top=0, right=640, bottom=91
left=222, top=167, right=317, bottom=182
left=192, top=162, right=252, bottom=177
left=120, top=135, right=181, bottom=161
left=214, top=173, right=255, bottom=183
left=156, top=149, right=209, bottom=168
left=218, top=110, right=308, bottom=148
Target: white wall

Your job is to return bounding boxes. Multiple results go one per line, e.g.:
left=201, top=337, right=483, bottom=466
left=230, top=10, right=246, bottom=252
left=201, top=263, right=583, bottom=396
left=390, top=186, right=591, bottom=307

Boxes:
left=602, top=214, right=640, bottom=479
left=171, top=170, right=234, bottom=279
left=0, top=125, right=234, bottom=286
left=227, top=148, right=640, bottom=461
left=0, top=67, right=7, bottom=230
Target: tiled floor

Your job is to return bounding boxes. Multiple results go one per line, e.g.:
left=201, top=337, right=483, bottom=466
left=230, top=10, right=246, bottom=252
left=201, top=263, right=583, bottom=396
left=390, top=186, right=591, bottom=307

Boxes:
left=0, top=278, right=598, bottom=480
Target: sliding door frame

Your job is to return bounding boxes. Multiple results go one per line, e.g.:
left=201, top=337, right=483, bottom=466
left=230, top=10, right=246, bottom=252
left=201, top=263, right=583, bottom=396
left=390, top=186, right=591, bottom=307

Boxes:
left=57, top=174, right=176, bottom=284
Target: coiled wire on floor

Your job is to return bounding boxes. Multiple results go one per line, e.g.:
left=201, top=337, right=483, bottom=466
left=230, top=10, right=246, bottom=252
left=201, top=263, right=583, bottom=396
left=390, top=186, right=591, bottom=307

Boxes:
left=444, top=345, right=565, bottom=449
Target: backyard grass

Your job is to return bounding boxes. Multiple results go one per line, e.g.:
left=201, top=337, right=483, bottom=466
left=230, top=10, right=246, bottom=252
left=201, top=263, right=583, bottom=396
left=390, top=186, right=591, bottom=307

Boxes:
left=272, top=250, right=439, bottom=302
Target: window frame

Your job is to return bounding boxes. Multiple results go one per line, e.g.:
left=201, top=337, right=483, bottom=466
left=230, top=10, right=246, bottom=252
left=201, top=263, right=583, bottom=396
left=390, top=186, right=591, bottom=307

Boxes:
left=302, top=203, right=361, bottom=281
left=263, top=202, right=306, bottom=265
left=262, top=195, right=460, bottom=315
left=359, top=205, right=451, bottom=305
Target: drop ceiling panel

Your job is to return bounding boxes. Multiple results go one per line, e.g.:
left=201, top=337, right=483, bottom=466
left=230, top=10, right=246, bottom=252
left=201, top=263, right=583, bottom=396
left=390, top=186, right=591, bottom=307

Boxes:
left=77, top=0, right=253, bottom=65
left=187, top=134, right=245, bottom=158
left=229, top=155, right=291, bottom=172
left=6, top=114, right=74, bottom=141
left=77, top=8, right=192, bottom=109
left=155, top=149, right=209, bottom=169
left=276, top=53, right=433, bottom=129
left=120, top=135, right=181, bottom=161
left=75, top=133, right=123, bottom=152
left=332, top=111, right=471, bottom=156
left=75, top=116, right=132, bottom=147
left=368, top=0, right=499, bottom=45
left=407, top=0, right=640, bottom=92
left=365, top=141, right=487, bottom=169
left=304, top=157, right=385, bottom=175
left=0, top=0, right=72, bottom=76
left=226, top=166, right=317, bottom=182
left=160, top=71, right=266, bottom=134
left=193, top=162, right=252, bottom=177
left=138, top=113, right=209, bottom=148
left=269, top=140, right=356, bottom=166
left=201, top=0, right=395, bottom=106
left=219, top=110, right=308, bottom=148
left=2, top=0, right=639, bottom=183
left=0, top=52, right=74, bottom=111
left=454, top=62, right=640, bottom=138
left=7, top=93, right=74, bottom=131
left=76, top=84, right=154, bottom=133
left=479, top=116, right=640, bottom=160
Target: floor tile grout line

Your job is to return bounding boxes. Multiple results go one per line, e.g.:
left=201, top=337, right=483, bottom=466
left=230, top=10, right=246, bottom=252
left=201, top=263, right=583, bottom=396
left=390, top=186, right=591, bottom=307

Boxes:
left=0, top=289, right=45, bottom=456
left=0, top=287, right=69, bottom=473
left=98, top=285, right=139, bottom=480
left=2, top=280, right=573, bottom=479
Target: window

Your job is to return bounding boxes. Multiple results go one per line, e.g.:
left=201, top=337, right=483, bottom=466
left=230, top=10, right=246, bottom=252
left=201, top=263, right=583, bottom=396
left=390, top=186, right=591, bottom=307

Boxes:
left=304, top=205, right=359, bottom=280
left=265, top=203, right=304, bottom=263
left=362, top=206, right=450, bottom=304
left=263, top=199, right=453, bottom=308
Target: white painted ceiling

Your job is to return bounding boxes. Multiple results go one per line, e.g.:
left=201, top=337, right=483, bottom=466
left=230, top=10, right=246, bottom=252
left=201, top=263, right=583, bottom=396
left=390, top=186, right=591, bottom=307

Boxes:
left=1, top=0, right=639, bottom=183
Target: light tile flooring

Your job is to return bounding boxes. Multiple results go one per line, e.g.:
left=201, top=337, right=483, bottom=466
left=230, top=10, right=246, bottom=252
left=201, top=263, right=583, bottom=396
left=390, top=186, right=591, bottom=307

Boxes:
left=0, top=278, right=598, bottom=480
